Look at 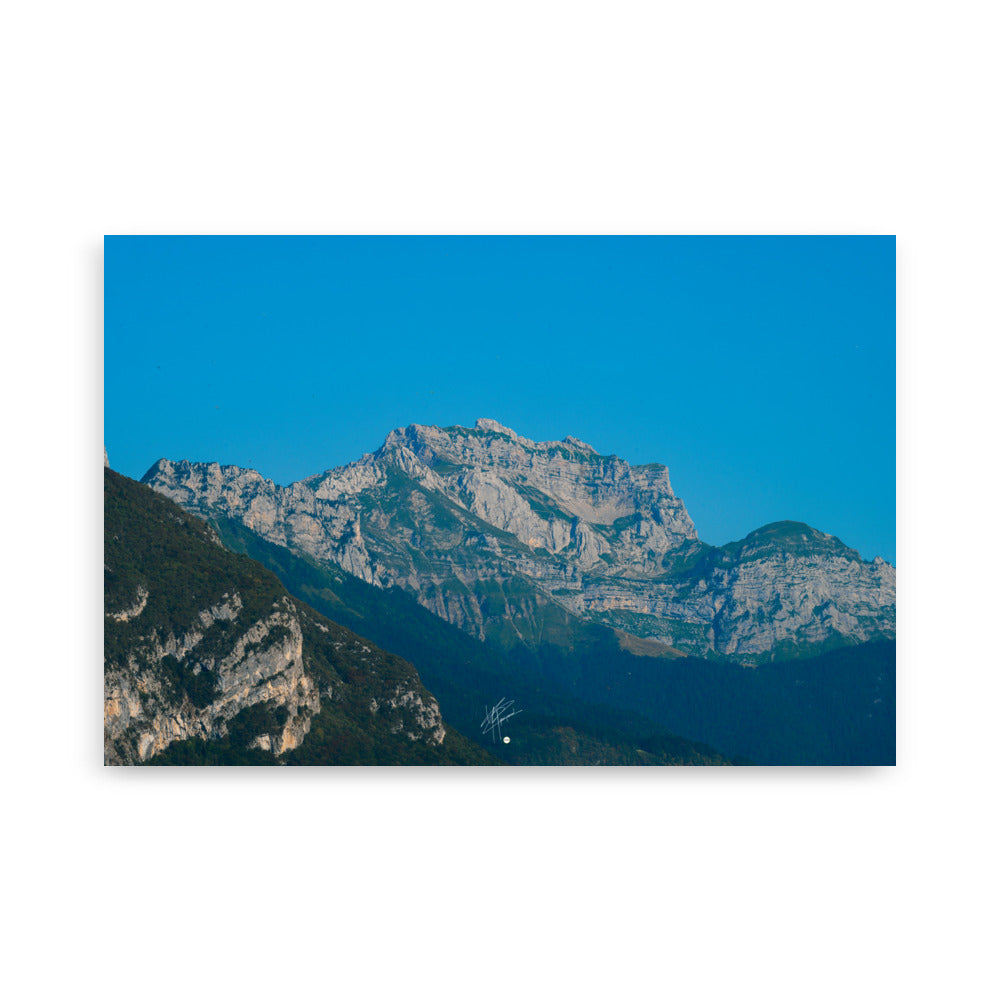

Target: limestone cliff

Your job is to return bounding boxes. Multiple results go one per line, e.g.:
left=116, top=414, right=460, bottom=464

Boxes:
left=105, top=592, right=321, bottom=763
left=142, top=419, right=895, bottom=660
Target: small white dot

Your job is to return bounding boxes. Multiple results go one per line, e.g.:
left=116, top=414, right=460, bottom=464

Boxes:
left=503, top=736, right=510, bottom=744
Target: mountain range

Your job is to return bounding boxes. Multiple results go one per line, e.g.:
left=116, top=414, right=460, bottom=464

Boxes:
left=104, top=418, right=895, bottom=765
left=144, top=418, right=895, bottom=662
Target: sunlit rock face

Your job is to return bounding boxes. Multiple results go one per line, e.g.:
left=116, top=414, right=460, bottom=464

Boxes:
left=144, top=420, right=895, bottom=659
left=104, top=595, right=320, bottom=764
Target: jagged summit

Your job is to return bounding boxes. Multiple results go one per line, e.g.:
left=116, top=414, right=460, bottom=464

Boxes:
left=563, top=435, right=597, bottom=454
left=474, top=417, right=517, bottom=436
left=384, top=419, right=605, bottom=462
left=469, top=418, right=602, bottom=456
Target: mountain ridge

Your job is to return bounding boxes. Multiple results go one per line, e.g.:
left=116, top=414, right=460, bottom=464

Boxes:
left=143, top=419, right=895, bottom=660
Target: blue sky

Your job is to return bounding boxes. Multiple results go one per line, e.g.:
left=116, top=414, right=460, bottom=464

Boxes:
left=104, top=236, right=895, bottom=562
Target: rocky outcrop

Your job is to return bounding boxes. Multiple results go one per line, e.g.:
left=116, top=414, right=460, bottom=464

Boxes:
left=143, top=420, right=895, bottom=659
left=104, top=596, right=320, bottom=764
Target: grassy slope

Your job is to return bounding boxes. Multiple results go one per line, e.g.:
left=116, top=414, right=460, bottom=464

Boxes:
left=512, top=633, right=895, bottom=765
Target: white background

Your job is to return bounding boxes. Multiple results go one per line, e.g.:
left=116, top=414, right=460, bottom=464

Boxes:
left=4, top=1, right=998, bottom=997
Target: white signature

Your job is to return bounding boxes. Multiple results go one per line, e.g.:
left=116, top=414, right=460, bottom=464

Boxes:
left=480, top=697, right=522, bottom=744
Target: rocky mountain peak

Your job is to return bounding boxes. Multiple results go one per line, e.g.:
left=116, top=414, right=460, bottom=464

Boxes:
left=142, top=420, right=895, bottom=659
left=368, top=420, right=695, bottom=539
left=474, top=417, right=518, bottom=437
left=470, top=419, right=601, bottom=458
left=562, top=435, right=597, bottom=454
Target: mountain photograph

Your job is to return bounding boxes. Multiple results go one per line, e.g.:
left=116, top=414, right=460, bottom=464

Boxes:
left=105, top=235, right=895, bottom=766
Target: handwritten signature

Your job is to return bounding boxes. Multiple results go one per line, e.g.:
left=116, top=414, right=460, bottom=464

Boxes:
left=480, top=697, right=522, bottom=744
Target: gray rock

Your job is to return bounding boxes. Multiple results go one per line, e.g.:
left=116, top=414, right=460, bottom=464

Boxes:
left=104, top=595, right=320, bottom=764
left=143, top=421, right=895, bottom=659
